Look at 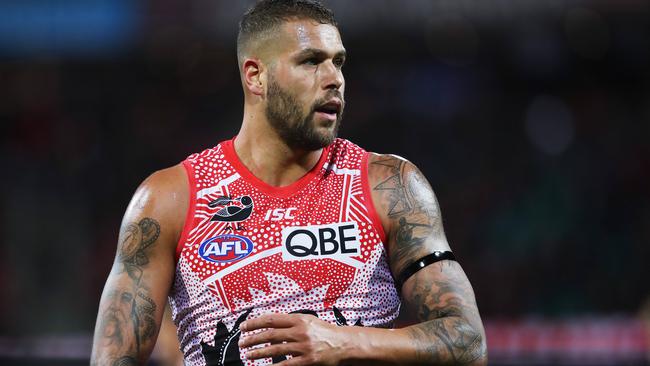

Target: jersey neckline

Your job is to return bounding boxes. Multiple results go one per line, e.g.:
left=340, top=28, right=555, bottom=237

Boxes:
left=222, top=137, right=331, bottom=198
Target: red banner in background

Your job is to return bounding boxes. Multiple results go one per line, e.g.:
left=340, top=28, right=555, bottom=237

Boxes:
left=0, top=317, right=648, bottom=364
left=485, top=317, right=650, bottom=364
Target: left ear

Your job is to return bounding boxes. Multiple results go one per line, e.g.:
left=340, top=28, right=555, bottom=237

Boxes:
left=242, top=58, right=265, bottom=97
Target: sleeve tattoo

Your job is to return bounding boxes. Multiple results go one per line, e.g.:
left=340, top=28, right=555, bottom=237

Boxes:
left=371, top=157, right=442, bottom=274
left=95, top=217, right=161, bottom=365
left=372, top=156, right=486, bottom=364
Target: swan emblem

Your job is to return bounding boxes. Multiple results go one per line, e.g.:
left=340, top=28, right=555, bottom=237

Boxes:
left=209, top=195, right=254, bottom=223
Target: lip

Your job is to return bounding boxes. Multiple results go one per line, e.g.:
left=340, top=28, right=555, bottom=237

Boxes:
left=315, top=110, right=338, bottom=122
left=323, top=99, right=342, bottom=112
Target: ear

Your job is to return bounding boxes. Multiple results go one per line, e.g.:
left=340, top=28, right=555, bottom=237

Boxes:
left=242, top=58, right=264, bottom=96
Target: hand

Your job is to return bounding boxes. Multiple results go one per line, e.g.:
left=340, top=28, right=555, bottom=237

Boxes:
left=238, top=312, right=352, bottom=365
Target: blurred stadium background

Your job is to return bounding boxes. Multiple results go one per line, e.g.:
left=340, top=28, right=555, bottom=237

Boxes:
left=1, top=0, right=649, bottom=365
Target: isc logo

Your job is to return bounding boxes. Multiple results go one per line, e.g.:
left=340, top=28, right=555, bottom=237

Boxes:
left=281, top=222, right=360, bottom=261
left=264, top=208, right=297, bottom=221
left=198, top=235, right=254, bottom=263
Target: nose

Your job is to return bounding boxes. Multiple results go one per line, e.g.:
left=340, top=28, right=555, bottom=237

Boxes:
left=321, top=60, right=343, bottom=90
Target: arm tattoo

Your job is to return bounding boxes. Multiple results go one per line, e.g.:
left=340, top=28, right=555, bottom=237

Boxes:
left=118, top=217, right=160, bottom=282
left=112, top=356, right=137, bottom=366
left=371, top=157, right=443, bottom=275
left=405, top=263, right=485, bottom=364
left=96, top=217, right=161, bottom=364
left=372, top=158, right=412, bottom=217
left=371, top=155, right=486, bottom=363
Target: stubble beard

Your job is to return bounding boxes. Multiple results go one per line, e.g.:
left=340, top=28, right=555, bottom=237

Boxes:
left=265, top=75, right=343, bottom=151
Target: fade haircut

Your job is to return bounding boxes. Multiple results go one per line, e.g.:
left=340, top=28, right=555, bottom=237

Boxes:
left=237, top=0, right=337, bottom=65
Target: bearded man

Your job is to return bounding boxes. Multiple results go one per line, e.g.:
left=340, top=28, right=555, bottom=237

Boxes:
left=91, top=1, right=487, bottom=365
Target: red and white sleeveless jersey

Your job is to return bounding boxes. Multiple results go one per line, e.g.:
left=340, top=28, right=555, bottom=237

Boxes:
left=169, top=138, right=400, bottom=366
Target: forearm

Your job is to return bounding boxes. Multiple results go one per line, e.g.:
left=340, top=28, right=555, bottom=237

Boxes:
left=91, top=275, right=161, bottom=365
left=341, top=316, right=486, bottom=366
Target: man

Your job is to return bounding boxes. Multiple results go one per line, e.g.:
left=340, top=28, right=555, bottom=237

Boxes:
left=91, top=0, right=487, bottom=365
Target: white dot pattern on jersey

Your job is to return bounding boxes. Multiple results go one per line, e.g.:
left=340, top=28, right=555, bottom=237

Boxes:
left=170, top=138, right=401, bottom=365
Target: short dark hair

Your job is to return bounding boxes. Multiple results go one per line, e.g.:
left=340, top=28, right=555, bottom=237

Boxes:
left=237, top=0, right=337, bottom=63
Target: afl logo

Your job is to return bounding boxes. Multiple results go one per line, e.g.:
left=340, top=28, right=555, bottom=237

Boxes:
left=198, top=235, right=254, bottom=263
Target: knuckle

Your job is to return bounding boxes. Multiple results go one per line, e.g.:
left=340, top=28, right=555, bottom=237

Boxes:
left=264, top=315, right=274, bottom=327
left=266, top=329, right=278, bottom=341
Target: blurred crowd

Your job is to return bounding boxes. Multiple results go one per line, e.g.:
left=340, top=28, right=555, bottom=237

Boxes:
left=0, top=0, right=648, bottom=344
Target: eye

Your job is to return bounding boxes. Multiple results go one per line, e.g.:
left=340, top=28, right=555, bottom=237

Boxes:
left=333, top=57, right=345, bottom=68
left=303, top=57, right=320, bottom=66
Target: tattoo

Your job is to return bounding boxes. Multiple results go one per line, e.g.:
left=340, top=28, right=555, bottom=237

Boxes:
left=118, top=218, right=160, bottom=281
left=406, top=261, right=485, bottom=364
left=371, top=156, right=443, bottom=275
left=392, top=217, right=432, bottom=272
left=137, top=292, right=158, bottom=341
left=95, top=217, right=161, bottom=363
left=112, top=356, right=137, bottom=366
left=372, top=158, right=412, bottom=217
left=408, top=318, right=482, bottom=364
left=371, top=155, right=486, bottom=363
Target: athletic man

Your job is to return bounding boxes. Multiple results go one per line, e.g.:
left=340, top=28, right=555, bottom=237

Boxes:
left=91, top=1, right=487, bottom=365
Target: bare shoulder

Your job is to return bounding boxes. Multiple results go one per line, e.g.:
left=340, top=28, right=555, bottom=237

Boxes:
left=366, top=152, right=449, bottom=275
left=366, top=152, right=410, bottom=183
left=366, top=153, right=429, bottom=208
left=138, top=163, right=188, bottom=198
left=123, top=163, right=189, bottom=254
left=365, top=153, right=411, bottom=231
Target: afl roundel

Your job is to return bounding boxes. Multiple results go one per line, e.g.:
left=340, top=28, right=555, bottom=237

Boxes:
left=198, top=235, right=254, bottom=263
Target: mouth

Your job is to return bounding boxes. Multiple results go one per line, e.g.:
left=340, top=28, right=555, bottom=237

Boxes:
left=314, top=99, right=342, bottom=121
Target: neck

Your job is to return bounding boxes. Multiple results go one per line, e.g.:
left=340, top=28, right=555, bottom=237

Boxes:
left=234, top=105, right=324, bottom=187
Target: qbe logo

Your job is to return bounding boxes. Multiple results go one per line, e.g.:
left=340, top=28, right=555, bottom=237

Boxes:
left=281, top=222, right=360, bottom=261
left=198, top=235, right=254, bottom=263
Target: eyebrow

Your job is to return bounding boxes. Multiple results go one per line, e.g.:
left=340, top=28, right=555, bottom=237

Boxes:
left=295, top=48, right=347, bottom=60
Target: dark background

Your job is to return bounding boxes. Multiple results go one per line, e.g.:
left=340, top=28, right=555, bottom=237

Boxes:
left=0, top=0, right=648, bottom=364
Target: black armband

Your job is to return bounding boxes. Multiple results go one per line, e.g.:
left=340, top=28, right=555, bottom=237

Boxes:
left=396, top=251, right=456, bottom=290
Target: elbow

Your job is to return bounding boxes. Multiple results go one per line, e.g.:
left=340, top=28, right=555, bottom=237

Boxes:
left=465, top=330, right=488, bottom=366
left=455, top=321, right=488, bottom=366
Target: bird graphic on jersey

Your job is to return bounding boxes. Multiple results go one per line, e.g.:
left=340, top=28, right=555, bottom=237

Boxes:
left=209, top=196, right=254, bottom=223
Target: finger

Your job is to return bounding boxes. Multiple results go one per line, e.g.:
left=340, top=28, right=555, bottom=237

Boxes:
left=244, top=342, right=301, bottom=360
left=238, top=328, right=297, bottom=348
left=240, top=313, right=301, bottom=332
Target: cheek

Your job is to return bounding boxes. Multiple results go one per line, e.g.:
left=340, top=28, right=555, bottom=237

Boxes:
left=289, top=76, right=317, bottom=108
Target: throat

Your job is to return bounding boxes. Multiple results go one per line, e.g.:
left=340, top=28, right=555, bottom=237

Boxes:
left=233, top=137, right=324, bottom=187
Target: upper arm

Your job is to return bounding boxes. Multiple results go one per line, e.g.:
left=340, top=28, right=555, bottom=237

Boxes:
left=91, top=164, right=188, bottom=365
left=368, top=153, right=486, bottom=362
left=367, top=153, right=449, bottom=277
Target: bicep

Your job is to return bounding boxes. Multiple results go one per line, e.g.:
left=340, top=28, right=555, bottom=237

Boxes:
left=368, top=154, right=449, bottom=276
left=368, top=154, right=480, bottom=319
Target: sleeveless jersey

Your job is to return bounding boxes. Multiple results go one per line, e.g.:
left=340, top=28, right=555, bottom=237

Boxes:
left=169, top=138, right=400, bottom=366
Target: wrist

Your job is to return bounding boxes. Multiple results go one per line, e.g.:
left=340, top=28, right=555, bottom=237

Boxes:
left=337, top=326, right=406, bottom=365
left=337, top=325, right=367, bottom=363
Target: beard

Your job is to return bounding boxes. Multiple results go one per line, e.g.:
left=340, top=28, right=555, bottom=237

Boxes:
left=265, top=75, right=344, bottom=151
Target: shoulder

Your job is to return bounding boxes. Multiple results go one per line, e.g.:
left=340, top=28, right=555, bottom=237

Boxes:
left=366, top=152, right=422, bottom=186
left=124, top=164, right=189, bottom=243
left=366, top=152, right=439, bottom=224
left=136, top=164, right=188, bottom=204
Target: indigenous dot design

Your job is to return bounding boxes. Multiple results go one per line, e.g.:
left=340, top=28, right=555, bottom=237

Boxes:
left=169, top=138, right=400, bottom=366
